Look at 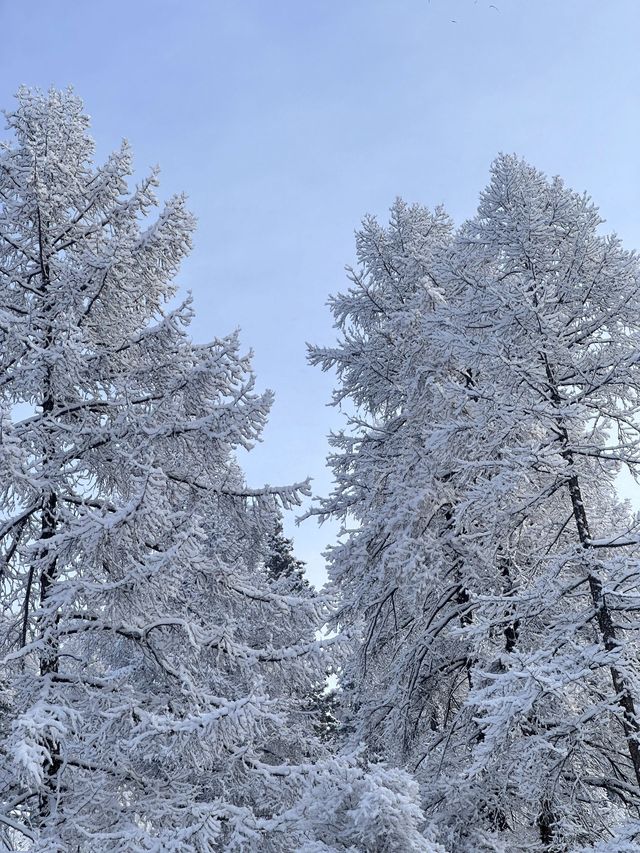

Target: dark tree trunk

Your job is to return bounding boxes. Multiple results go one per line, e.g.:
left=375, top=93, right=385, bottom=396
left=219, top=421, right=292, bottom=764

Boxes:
left=543, top=356, right=640, bottom=790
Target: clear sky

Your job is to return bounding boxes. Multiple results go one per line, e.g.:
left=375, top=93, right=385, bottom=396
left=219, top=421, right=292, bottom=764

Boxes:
left=1, top=0, right=639, bottom=584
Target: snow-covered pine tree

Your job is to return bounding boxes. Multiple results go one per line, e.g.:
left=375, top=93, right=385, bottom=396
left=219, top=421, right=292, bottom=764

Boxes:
left=0, top=84, right=295, bottom=849
left=308, top=201, right=468, bottom=831
left=434, top=156, right=640, bottom=850
left=265, top=519, right=308, bottom=588
left=263, top=520, right=340, bottom=744
left=312, top=162, right=640, bottom=850
left=0, top=87, right=428, bottom=853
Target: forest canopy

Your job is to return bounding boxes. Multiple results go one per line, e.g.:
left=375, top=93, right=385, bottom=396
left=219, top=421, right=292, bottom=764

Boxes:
left=1, top=88, right=640, bottom=852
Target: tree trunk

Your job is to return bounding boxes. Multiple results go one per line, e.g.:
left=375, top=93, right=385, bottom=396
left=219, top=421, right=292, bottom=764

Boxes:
left=543, top=356, right=640, bottom=789
left=35, top=193, right=62, bottom=821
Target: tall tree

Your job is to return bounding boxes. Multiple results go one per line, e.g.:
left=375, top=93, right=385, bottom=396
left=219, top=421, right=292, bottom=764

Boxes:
left=309, top=199, right=465, bottom=840
left=437, top=156, right=640, bottom=850
left=312, top=162, right=640, bottom=850
left=0, top=88, right=429, bottom=852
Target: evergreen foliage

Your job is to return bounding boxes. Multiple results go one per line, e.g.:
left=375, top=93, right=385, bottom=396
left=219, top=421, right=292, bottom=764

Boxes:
left=311, top=159, right=640, bottom=850
left=0, top=88, right=426, bottom=852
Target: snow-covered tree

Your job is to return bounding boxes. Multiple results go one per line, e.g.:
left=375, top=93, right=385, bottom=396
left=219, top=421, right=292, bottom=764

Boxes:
left=0, top=87, right=430, bottom=852
left=264, top=519, right=307, bottom=588
left=263, top=520, right=340, bottom=744
left=308, top=198, right=467, bottom=766
left=312, top=161, right=640, bottom=850
left=436, top=155, right=640, bottom=849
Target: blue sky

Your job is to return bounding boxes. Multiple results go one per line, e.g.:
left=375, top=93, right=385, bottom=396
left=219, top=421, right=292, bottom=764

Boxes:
left=1, top=0, right=639, bottom=583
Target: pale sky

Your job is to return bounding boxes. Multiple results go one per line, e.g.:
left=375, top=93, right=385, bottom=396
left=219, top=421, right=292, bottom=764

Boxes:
left=1, top=0, right=639, bottom=583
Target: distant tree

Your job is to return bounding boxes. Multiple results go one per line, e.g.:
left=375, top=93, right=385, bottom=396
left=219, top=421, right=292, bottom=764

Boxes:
left=311, top=684, right=340, bottom=744
left=312, top=163, right=640, bottom=850
left=264, top=518, right=307, bottom=587
left=263, top=519, right=341, bottom=745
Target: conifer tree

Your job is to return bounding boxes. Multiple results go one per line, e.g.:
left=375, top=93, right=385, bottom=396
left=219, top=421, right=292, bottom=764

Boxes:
left=264, top=519, right=307, bottom=588
left=312, top=162, right=640, bottom=850
left=0, top=87, right=428, bottom=852
left=308, top=199, right=465, bottom=774
left=437, top=156, right=640, bottom=850
left=264, top=519, right=340, bottom=744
